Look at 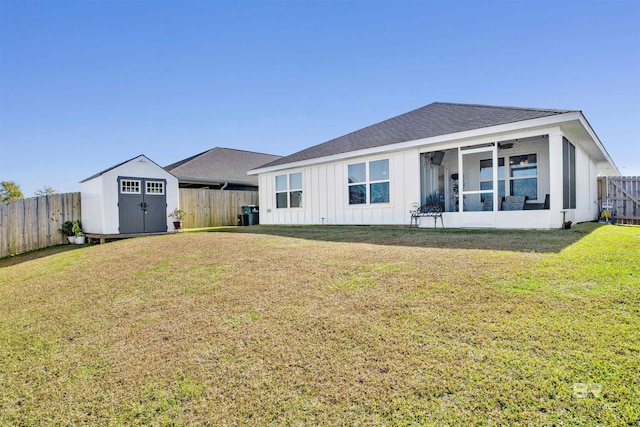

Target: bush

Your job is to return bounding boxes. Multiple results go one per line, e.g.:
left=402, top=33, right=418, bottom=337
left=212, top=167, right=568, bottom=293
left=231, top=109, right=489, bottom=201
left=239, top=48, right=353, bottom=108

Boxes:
left=60, top=221, right=74, bottom=237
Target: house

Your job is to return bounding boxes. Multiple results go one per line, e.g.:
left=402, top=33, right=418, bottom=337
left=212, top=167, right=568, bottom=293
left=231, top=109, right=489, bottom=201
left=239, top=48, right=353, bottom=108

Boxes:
left=248, top=102, right=619, bottom=229
left=81, top=155, right=179, bottom=235
left=165, top=147, right=282, bottom=191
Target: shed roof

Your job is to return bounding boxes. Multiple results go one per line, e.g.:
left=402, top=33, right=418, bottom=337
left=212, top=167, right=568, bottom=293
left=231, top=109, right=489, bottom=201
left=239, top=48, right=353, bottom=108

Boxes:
left=258, top=102, right=574, bottom=169
left=165, top=147, right=282, bottom=185
left=80, top=154, right=174, bottom=182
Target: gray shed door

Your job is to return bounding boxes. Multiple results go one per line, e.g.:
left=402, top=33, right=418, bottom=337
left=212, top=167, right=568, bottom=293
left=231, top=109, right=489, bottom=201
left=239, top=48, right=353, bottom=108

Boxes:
left=118, top=177, right=168, bottom=234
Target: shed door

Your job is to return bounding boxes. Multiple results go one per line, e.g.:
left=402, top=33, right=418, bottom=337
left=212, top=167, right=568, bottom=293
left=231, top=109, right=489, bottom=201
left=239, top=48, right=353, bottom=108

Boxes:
left=118, top=177, right=167, bottom=234
left=143, top=180, right=168, bottom=232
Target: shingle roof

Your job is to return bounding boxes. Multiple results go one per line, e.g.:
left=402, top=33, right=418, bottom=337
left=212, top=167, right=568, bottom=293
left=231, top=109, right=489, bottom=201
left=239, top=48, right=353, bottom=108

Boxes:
left=165, top=147, right=282, bottom=185
left=258, top=102, right=574, bottom=169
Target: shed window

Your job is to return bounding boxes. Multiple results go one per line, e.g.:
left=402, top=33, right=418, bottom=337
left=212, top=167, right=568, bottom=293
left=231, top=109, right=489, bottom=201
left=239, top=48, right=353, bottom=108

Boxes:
left=276, top=172, right=302, bottom=209
left=120, top=180, right=141, bottom=194
left=146, top=181, right=165, bottom=195
left=348, top=159, right=390, bottom=205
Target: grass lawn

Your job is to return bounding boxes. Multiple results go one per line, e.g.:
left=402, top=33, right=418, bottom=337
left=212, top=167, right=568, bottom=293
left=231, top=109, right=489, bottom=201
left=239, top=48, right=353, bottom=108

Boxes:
left=1, top=223, right=638, bottom=426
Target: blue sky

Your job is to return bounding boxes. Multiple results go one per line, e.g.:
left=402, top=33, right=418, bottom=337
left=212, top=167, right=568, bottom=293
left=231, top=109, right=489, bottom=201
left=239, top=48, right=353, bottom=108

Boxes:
left=1, top=0, right=639, bottom=197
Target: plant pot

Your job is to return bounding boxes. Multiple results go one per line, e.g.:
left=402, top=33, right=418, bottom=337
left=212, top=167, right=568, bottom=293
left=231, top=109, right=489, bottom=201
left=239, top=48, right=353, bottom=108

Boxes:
left=67, top=236, right=76, bottom=244
left=173, top=221, right=182, bottom=231
left=75, top=236, right=86, bottom=244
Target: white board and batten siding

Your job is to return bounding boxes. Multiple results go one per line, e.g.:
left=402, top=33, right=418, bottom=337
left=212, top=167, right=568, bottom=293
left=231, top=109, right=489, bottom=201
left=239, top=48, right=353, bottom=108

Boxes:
left=257, top=128, right=610, bottom=229
left=559, top=126, right=603, bottom=225
left=258, top=149, right=421, bottom=225
left=81, top=155, right=179, bottom=235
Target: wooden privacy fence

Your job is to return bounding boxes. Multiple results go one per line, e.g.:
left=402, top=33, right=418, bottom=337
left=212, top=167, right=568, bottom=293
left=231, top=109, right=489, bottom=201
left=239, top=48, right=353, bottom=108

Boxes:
left=598, top=176, right=639, bottom=225
left=179, top=188, right=259, bottom=228
left=0, top=192, right=81, bottom=258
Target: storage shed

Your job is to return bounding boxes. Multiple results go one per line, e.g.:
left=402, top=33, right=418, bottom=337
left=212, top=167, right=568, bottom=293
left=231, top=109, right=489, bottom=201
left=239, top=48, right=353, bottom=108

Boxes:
left=81, top=155, right=179, bottom=235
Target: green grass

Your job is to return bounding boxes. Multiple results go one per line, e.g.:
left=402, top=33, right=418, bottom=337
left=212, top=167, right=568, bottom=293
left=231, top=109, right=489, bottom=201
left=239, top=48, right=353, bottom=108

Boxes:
left=0, top=223, right=638, bottom=425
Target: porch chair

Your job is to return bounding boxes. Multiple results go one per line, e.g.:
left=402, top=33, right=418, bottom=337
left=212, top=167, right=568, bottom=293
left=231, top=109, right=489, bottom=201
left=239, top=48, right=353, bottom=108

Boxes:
left=501, top=196, right=527, bottom=211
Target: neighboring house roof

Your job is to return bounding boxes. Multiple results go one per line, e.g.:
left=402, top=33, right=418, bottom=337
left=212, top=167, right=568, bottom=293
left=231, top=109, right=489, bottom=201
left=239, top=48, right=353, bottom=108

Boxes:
left=256, top=102, right=575, bottom=170
left=165, top=147, right=282, bottom=186
left=80, top=154, right=175, bottom=182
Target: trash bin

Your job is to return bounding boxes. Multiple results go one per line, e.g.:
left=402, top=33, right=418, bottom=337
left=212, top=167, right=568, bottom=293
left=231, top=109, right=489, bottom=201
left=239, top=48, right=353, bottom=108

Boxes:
left=237, top=214, right=249, bottom=226
left=247, top=212, right=259, bottom=225
left=242, top=205, right=257, bottom=215
left=240, top=205, right=259, bottom=225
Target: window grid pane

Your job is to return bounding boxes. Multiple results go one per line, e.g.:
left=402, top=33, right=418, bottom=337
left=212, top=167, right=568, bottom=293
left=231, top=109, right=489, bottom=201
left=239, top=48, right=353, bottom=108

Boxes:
left=276, top=192, right=288, bottom=208
left=146, top=181, right=164, bottom=195
left=510, top=154, right=537, bottom=178
left=275, top=175, right=288, bottom=192
left=349, top=184, right=366, bottom=204
left=369, top=159, right=389, bottom=182
left=348, top=163, right=366, bottom=183
left=289, top=172, right=302, bottom=190
left=370, top=182, right=389, bottom=204
left=121, top=180, right=141, bottom=194
left=510, top=178, right=537, bottom=199
left=290, top=190, right=302, bottom=208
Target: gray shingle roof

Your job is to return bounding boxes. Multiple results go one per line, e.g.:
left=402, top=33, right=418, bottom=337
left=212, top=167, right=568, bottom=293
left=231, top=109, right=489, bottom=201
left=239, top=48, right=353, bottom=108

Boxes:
left=165, top=147, right=282, bottom=185
left=258, top=102, right=574, bottom=169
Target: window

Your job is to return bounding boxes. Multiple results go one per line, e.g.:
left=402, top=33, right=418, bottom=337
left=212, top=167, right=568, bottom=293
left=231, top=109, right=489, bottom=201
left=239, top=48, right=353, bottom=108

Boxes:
left=479, top=158, right=505, bottom=202
left=478, top=153, right=538, bottom=202
left=146, top=181, right=165, bottom=195
left=563, top=138, right=576, bottom=209
left=348, top=159, right=390, bottom=205
left=276, top=172, right=302, bottom=208
left=120, top=180, right=141, bottom=194
left=509, top=154, right=538, bottom=200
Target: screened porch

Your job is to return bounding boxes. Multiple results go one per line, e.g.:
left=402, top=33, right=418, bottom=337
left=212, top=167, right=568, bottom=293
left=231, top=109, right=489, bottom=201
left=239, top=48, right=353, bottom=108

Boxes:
left=419, top=134, right=556, bottom=214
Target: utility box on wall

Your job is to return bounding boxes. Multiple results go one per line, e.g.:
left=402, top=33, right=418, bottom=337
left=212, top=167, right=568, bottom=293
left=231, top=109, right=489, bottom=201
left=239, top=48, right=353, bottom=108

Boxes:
left=80, top=155, right=179, bottom=235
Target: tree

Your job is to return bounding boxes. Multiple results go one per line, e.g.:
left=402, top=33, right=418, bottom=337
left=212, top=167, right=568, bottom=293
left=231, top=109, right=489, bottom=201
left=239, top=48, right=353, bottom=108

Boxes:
left=34, top=186, right=57, bottom=197
left=0, top=181, right=24, bottom=202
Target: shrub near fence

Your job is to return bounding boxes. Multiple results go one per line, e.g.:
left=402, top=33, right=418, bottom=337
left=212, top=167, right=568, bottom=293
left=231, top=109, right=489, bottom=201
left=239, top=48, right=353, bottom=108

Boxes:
left=0, top=192, right=81, bottom=258
left=179, top=188, right=259, bottom=228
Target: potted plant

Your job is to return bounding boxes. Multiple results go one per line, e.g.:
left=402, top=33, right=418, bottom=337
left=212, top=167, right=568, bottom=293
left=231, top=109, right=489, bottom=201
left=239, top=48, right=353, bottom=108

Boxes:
left=168, top=208, right=186, bottom=231
left=423, top=191, right=444, bottom=212
left=72, top=220, right=85, bottom=244
left=60, top=220, right=76, bottom=243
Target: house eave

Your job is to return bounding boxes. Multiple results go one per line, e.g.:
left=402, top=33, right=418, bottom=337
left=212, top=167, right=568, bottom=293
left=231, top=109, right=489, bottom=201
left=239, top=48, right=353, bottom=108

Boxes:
left=575, top=114, right=620, bottom=175
left=176, top=176, right=258, bottom=187
left=249, top=112, right=604, bottom=175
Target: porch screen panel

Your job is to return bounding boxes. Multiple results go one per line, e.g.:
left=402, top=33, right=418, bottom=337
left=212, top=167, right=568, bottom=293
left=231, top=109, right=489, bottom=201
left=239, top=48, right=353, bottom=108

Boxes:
left=460, top=145, right=496, bottom=212
left=480, top=158, right=505, bottom=202
left=563, top=138, right=576, bottom=209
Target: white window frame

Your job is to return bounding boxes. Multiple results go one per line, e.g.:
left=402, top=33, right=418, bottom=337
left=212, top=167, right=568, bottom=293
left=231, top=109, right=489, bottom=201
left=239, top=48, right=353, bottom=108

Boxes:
left=275, top=172, right=303, bottom=209
left=347, top=158, right=390, bottom=206
left=508, top=152, right=539, bottom=201
left=145, top=180, right=165, bottom=195
left=120, top=179, right=141, bottom=194
left=477, top=152, right=539, bottom=202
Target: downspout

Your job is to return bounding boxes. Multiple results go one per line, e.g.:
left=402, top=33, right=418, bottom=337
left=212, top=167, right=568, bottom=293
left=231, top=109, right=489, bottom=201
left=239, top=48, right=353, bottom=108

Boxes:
left=220, top=182, right=228, bottom=190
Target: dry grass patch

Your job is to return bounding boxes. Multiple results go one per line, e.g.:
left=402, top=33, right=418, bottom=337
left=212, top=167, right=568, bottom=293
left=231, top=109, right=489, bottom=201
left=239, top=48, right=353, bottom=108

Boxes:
left=0, top=223, right=638, bottom=425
